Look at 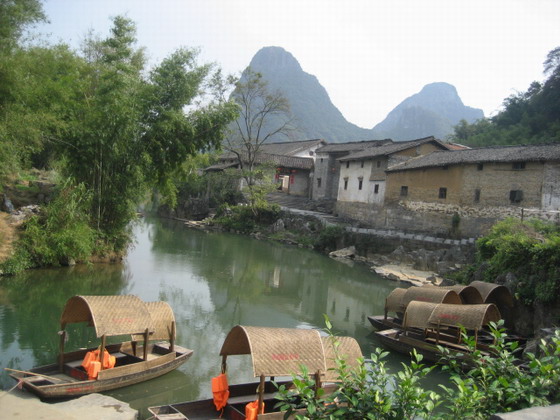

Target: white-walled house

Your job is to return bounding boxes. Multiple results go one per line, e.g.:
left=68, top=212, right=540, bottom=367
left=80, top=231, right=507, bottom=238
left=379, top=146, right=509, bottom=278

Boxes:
left=336, top=137, right=451, bottom=206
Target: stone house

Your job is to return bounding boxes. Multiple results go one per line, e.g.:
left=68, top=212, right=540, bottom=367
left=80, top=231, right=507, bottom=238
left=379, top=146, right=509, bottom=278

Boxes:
left=206, top=139, right=326, bottom=197
left=385, top=143, right=560, bottom=211
left=336, top=137, right=451, bottom=207
left=312, top=139, right=393, bottom=201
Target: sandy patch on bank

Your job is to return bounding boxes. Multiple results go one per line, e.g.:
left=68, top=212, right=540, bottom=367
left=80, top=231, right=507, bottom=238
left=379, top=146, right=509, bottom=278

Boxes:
left=373, top=264, right=443, bottom=286
left=0, top=212, right=18, bottom=263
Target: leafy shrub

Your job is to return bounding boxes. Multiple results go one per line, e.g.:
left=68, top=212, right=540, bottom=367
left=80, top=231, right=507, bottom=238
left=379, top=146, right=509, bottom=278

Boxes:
left=313, top=225, right=344, bottom=252
left=474, top=218, right=560, bottom=304
left=275, top=318, right=560, bottom=419
left=1, top=181, right=97, bottom=274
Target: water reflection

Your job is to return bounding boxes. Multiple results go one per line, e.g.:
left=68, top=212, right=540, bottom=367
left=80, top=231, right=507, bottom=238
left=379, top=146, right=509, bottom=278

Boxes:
left=0, top=217, right=427, bottom=417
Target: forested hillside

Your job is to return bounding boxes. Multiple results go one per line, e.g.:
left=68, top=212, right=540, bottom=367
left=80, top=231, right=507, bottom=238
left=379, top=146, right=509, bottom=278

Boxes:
left=449, top=46, right=560, bottom=146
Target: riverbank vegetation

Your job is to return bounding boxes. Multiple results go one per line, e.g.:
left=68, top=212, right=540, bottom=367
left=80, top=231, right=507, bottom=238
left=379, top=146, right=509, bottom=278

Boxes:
left=276, top=319, right=560, bottom=419
left=1, top=1, right=238, bottom=273
left=454, top=217, right=560, bottom=305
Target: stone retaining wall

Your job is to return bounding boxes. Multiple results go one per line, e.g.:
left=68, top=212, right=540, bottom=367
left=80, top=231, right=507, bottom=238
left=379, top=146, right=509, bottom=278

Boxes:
left=335, top=201, right=560, bottom=238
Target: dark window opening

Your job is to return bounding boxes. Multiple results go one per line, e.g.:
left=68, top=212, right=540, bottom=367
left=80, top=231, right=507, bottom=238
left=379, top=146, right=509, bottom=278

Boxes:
left=344, top=178, right=348, bottom=190
left=360, top=161, right=364, bottom=168
left=346, top=161, right=350, bottom=169
left=377, top=161, right=381, bottom=168
left=477, top=163, right=484, bottom=171
left=510, top=190, right=523, bottom=203
left=512, top=162, right=526, bottom=170
left=374, top=184, right=379, bottom=194
left=442, top=165, right=449, bottom=170
left=317, top=178, right=322, bottom=188
left=400, top=186, right=408, bottom=197
left=474, top=189, right=481, bottom=203
left=358, top=178, right=363, bottom=190
left=439, top=187, right=447, bottom=199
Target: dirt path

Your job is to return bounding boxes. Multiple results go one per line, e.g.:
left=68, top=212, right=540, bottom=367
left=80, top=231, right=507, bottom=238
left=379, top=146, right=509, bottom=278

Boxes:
left=0, top=211, right=17, bottom=263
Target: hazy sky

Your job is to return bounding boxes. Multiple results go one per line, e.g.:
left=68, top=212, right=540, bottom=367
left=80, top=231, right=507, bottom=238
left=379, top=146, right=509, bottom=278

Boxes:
left=36, top=0, right=560, bottom=128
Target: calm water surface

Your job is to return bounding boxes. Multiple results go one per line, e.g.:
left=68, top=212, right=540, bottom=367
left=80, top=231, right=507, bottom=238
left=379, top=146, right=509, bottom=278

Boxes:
left=0, top=217, right=448, bottom=418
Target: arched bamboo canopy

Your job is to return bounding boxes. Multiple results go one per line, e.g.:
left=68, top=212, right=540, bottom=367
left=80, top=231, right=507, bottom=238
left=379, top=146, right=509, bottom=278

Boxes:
left=428, top=303, right=502, bottom=330
left=131, top=301, right=176, bottom=341
left=384, top=288, right=408, bottom=316
left=403, top=301, right=437, bottom=330
left=400, top=286, right=462, bottom=309
left=60, top=295, right=154, bottom=337
left=469, top=281, right=514, bottom=307
left=219, top=325, right=362, bottom=379
left=433, top=285, right=484, bottom=304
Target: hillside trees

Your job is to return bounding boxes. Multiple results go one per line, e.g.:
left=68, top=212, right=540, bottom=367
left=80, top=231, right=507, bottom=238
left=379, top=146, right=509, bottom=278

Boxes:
left=449, top=46, right=560, bottom=146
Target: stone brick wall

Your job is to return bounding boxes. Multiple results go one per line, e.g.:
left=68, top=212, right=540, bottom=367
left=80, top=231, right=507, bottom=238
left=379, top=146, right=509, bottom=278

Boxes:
left=335, top=200, right=560, bottom=238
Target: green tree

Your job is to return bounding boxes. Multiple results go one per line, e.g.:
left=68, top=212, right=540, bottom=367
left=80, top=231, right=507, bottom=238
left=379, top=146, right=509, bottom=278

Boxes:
left=55, top=16, right=238, bottom=246
left=448, top=46, right=560, bottom=146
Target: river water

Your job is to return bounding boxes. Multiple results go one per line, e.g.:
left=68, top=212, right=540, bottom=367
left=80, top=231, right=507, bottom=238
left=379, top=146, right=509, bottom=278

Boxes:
left=0, top=217, right=448, bottom=417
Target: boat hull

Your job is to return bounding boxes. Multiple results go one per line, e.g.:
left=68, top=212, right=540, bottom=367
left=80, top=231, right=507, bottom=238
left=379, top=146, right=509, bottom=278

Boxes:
left=10, top=342, right=193, bottom=399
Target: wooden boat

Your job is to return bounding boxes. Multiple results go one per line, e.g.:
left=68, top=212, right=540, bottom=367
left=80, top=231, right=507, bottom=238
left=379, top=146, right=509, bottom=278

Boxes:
left=148, top=325, right=363, bottom=420
left=374, top=301, right=502, bottom=364
left=368, top=286, right=463, bottom=331
left=8, top=295, right=193, bottom=399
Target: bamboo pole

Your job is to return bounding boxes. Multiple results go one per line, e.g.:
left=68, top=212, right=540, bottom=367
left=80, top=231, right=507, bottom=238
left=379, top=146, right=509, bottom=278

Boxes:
left=58, top=330, right=66, bottom=372
left=143, top=328, right=149, bottom=361
left=257, top=374, right=265, bottom=415
left=99, top=335, right=106, bottom=370
left=170, top=321, right=175, bottom=352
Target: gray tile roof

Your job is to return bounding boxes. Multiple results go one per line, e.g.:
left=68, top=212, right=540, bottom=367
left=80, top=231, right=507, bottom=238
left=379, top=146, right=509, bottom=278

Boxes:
left=258, top=139, right=326, bottom=156
left=208, top=152, right=313, bottom=170
left=387, top=142, right=560, bottom=172
left=338, top=137, right=447, bottom=161
left=315, top=139, right=392, bottom=154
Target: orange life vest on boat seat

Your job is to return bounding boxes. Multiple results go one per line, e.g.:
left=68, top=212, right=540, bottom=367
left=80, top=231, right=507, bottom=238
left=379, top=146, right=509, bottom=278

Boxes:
left=81, top=349, right=116, bottom=379
left=211, top=373, right=230, bottom=411
left=245, top=399, right=265, bottom=420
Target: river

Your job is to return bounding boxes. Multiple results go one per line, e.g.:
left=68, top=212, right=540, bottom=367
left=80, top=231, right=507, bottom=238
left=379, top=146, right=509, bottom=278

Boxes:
left=0, top=217, right=448, bottom=418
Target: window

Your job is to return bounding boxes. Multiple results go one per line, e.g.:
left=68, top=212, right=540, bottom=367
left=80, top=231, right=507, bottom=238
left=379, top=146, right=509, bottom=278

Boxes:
left=439, top=187, right=447, bottom=199
left=374, top=184, right=379, bottom=194
left=400, top=186, right=408, bottom=197
left=320, top=158, right=324, bottom=163
left=442, top=165, right=449, bottom=170
left=358, top=177, right=363, bottom=190
left=360, top=161, right=364, bottom=168
left=474, top=189, right=481, bottom=203
left=317, top=178, right=322, bottom=188
left=512, top=162, right=526, bottom=170
left=346, top=161, right=350, bottom=169
left=376, top=160, right=381, bottom=168
left=477, top=163, right=484, bottom=171
left=344, top=178, right=348, bottom=190
left=510, top=190, right=523, bottom=203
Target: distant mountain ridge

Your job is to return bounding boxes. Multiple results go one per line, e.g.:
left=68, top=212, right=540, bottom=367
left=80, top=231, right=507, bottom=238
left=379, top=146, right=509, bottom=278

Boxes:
left=240, top=46, right=484, bottom=142
left=372, top=82, right=484, bottom=140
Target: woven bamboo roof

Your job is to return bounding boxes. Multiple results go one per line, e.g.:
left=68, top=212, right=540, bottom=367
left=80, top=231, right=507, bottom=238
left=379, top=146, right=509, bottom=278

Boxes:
left=60, top=295, right=155, bottom=337
left=428, top=285, right=484, bottom=304
left=219, top=325, right=362, bottom=379
left=403, top=301, right=502, bottom=331
left=400, top=287, right=462, bottom=308
left=385, top=288, right=408, bottom=314
left=322, top=336, right=363, bottom=382
left=131, top=301, right=176, bottom=341
left=428, top=303, right=502, bottom=330
left=403, top=301, right=438, bottom=329
left=469, top=281, right=514, bottom=307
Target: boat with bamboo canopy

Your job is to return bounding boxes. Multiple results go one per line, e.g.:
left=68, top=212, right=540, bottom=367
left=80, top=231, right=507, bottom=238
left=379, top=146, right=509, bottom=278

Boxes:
left=148, top=325, right=363, bottom=420
left=7, top=295, right=193, bottom=399
left=374, top=301, right=502, bottom=364
left=367, top=285, right=466, bottom=331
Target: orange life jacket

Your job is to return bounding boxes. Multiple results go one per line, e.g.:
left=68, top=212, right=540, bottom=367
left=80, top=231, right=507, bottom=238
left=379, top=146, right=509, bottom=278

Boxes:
left=81, top=349, right=116, bottom=379
left=245, top=399, right=265, bottom=420
left=211, top=373, right=230, bottom=411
